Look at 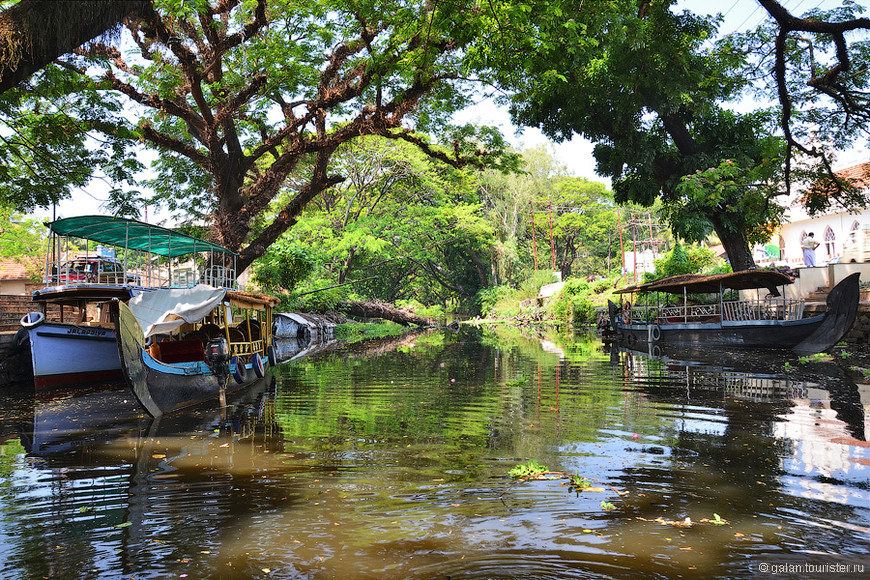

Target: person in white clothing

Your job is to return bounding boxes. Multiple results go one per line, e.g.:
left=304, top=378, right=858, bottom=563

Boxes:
left=801, top=232, right=820, bottom=267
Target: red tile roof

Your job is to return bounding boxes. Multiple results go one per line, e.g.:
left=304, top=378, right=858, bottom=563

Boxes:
left=835, top=161, right=870, bottom=188
left=0, top=258, right=32, bottom=280
left=802, top=160, right=870, bottom=203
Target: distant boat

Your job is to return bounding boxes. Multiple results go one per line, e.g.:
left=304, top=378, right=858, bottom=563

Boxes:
left=18, top=215, right=237, bottom=389
left=113, top=285, right=279, bottom=416
left=607, top=270, right=860, bottom=355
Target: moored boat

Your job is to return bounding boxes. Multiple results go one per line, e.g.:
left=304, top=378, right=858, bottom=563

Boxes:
left=18, top=215, right=237, bottom=389
left=608, top=270, right=860, bottom=355
left=114, top=285, right=279, bottom=416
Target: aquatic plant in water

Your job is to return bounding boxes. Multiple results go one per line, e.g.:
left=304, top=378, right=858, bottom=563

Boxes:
left=568, top=474, right=591, bottom=491
left=509, top=460, right=549, bottom=480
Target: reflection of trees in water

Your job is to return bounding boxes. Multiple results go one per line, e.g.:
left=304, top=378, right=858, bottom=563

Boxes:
left=6, top=379, right=286, bottom=579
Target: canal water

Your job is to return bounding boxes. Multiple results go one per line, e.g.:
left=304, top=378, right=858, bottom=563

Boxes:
left=0, top=327, right=868, bottom=579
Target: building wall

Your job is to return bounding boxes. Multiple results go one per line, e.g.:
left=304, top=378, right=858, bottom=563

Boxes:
left=777, top=161, right=870, bottom=266
left=0, top=279, right=27, bottom=295
left=779, top=209, right=866, bottom=266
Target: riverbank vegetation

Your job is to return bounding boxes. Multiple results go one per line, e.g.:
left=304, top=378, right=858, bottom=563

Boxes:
left=1, top=0, right=867, bottom=329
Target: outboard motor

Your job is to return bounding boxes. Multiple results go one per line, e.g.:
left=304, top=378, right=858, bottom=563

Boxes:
left=206, top=337, right=230, bottom=383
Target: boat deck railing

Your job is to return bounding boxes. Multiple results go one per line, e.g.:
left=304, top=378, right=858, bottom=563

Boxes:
left=43, top=256, right=238, bottom=290
left=229, top=337, right=264, bottom=358
left=201, top=265, right=237, bottom=289
left=628, top=298, right=806, bottom=324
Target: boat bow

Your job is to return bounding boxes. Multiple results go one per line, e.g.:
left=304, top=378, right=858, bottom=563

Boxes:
left=793, top=272, right=860, bottom=355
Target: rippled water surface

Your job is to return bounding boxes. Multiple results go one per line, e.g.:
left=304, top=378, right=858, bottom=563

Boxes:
left=1, top=327, right=869, bottom=578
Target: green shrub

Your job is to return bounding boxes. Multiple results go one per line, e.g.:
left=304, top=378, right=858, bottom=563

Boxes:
left=548, top=278, right=595, bottom=324
left=476, top=285, right=513, bottom=318
left=647, top=243, right=723, bottom=282
left=395, top=299, right=444, bottom=319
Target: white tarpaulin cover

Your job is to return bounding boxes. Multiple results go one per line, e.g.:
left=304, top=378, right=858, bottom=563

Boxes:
left=128, top=284, right=227, bottom=338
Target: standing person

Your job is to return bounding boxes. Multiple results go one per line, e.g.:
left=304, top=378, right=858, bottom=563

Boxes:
left=801, top=232, right=820, bottom=267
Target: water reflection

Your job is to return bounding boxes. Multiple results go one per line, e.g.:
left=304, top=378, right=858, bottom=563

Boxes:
left=0, top=329, right=868, bottom=578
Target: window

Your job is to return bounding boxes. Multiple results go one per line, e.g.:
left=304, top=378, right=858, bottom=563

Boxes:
left=824, top=226, right=835, bottom=257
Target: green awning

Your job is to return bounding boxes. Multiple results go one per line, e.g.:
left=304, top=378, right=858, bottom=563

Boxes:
left=47, top=215, right=235, bottom=258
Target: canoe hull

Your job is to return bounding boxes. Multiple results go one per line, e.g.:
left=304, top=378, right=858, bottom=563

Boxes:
left=114, top=300, right=268, bottom=417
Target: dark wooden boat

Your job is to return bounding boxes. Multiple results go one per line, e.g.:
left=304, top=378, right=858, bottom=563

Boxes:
left=607, top=271, right=860, bottom=355
left=113, top=286, right=278, bottom=417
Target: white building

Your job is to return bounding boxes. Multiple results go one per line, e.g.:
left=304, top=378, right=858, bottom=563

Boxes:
left=777, top=161, right=870, bottom=266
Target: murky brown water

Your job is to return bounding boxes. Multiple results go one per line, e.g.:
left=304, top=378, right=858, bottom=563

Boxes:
left=1, top=327, right=868, bottom=579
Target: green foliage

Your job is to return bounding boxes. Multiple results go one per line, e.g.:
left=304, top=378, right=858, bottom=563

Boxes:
left=478, top=270, right=557, bottom=319
left=673, top=156, right=784, bottom=248
left=600, top=501, right=616, bottom=511
left=250, top=242, right=316, bottom=294
left=476, top=285, right=514, bottom=318
left=519, top=270, right=559, bottom=297
left=647, top=243, right=721, bottom=281
left=0, top=206, right=45, bottom=261
left=568, top=474, right=591, bottom=491
left=1, top=0, right=519, bottom=272
left=547, top=278, right=594, bottom=325
left=257, top=137, right=497, bottom=313
left=509, top=459, right=549, bottom=480
left=395, top=299, right=444, bottom=320
left=474, top=0, right=789, bottom=269
left=0, top=70, right=143, bottom=212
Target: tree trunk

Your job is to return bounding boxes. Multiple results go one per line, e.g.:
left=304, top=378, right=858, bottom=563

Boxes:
left=0, top=0, right=150, bottom=93
left=711, top=217, right=756, bottom=271
left=656, top=110, right=758, bottom=272
left=337, top=300, right=434, bottom=327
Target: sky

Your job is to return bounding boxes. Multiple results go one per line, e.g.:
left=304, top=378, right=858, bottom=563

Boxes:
left=43, top=0, right=867, bottom=222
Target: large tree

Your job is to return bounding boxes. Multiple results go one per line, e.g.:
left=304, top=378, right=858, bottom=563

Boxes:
left=0, top=0, right=149, bottom=93
left=1, top=0, right=514, bottom=273
left=472, top=0, right=784, bottom=270
left=740, top=0, right=870, bottom=206
left=473, top=0, right=870, bottom=271
left=255, top=136, right=495, bottom=308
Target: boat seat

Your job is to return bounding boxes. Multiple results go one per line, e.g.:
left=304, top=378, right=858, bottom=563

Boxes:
left=158, top=338, right=206, bottom=363
left=227, top=327, right=246, bottom=344
left=183, top=329, right=208, bottom=344
left=200, top=323, right=223, bottom=339
left=235, top=321, right=261, bottom=340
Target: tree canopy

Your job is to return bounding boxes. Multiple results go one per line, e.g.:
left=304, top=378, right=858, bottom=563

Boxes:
left=2, top=0, right=869, bottom=280
left=471, top=0, right=870, bottom=270
left=0, top=0, right=517, bottom=273
left=471, top=0, right=784, bottom=270
left=738, top=0, right=870, bottom=207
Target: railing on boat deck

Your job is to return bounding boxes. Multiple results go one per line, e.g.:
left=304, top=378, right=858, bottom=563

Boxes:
left=229, top=338, right=264, bottom=358
left=201, top=264, right=237, bottom=289
left=43, top=256, right=238, bottom=289
left=625, top=298, right=805, bottom=324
